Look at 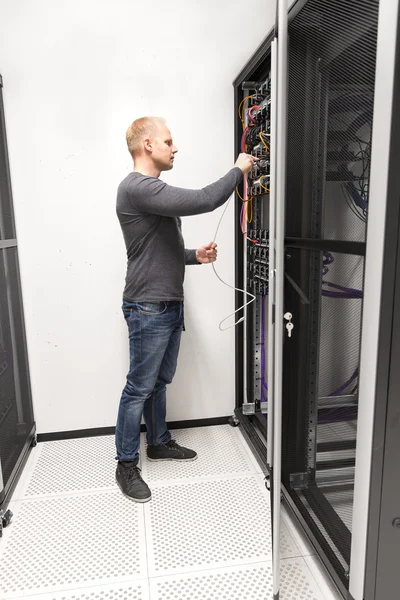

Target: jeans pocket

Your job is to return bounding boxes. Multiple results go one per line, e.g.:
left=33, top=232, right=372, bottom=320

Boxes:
left=138, top=301, right=167, bottom=316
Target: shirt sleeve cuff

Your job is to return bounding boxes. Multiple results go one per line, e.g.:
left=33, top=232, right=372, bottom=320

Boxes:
left=185, top=249, right=201, bottom=265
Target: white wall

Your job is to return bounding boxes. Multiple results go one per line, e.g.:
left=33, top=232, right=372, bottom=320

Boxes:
left=0, top=0, right=276, bottom=433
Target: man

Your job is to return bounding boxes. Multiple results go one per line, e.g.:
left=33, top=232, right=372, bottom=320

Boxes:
left=115, top=116, right=256, bottom=502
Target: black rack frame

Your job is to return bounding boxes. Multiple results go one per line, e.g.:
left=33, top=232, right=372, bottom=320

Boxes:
left=0, top=77, right=36, bottom=508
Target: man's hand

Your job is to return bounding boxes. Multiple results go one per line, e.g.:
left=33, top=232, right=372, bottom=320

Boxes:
left=234, top=152, right=258, bottom=174
left=196, top=242, right=217, bottom=264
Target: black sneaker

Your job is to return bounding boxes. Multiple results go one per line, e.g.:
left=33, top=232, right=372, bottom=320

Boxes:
left=147, top=440, right=198, bottom=462
left=115, top=459, right=151, bottom=503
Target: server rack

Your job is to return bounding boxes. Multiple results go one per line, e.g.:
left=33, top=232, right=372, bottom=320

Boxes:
left=233, top=29, right=275, bottom=470
left=233, top=1, right=400, bottom=598
left=0, top=76, right=36, bottom=522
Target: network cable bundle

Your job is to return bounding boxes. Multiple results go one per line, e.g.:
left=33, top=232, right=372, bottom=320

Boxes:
left=238, top=75, right=271, bottom=298
left=212, top=76, right=273, bottom=336
left=235, top=75, right=272, bottom=414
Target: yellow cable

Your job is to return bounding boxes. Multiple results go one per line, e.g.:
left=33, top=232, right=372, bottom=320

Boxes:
left=238, top=95, right=254, bottom=129
left=235, top=186, right=253, bottom=203
left=248, top=198, right=253, bottom=223
left=259, top=132, right=270, bottom=149
left=238, top=95, right=252, bottom=119
left=259, top=179, right=270, bottom=192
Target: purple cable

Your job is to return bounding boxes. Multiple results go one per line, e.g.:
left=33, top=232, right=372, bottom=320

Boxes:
left=323, top=251, right=334, bottom=275
left=317, top=254, right=361, bottom=421
left=321, top=251, right=363, bottom=297
left=322, top=291, right=362, bottom=299
left=318, top=406, right=358, bottom=424
left=322, top=280, right=363, bottom=296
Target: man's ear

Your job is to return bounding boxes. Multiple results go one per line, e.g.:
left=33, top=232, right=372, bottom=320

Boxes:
left=144, top=138, right=152, bottom=152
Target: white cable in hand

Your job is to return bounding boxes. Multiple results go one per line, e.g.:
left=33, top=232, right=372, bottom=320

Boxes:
left=211, top=185, right=256, bottom=331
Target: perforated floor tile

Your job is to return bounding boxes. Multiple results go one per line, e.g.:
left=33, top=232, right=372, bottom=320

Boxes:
left=140, top=425, right=257, bottom=482
left=150, top=558, right=326, bottom=600
left=281, top=507, right=316, bottom=557
left=22, top=436, right=119, bottom=497
left=0, top=491, right=147, bottom=599
left=145, top=474, right=300, bottom=577
left=9, top=581, right=150, bottom=600
left=304, top=555, right=343, bottom=600
left=234, top=427, right=266, bottom=473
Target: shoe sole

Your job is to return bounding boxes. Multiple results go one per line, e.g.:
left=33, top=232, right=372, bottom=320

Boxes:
left=115, top=479, right=152, bottom=503
left=147, top=455, right=198, bottom=462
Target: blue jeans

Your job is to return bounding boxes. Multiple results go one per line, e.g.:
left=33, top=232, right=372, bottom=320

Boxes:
left=115, top=300, right=184, bottom=462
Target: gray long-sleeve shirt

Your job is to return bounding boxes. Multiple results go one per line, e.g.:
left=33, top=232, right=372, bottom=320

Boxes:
left=116, top=167, right=243, bottom=302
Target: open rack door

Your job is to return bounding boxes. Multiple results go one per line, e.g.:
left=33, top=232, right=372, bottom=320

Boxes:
left=272, top=1, right=288, bottom=599
left=232, top=2, right=287, bottom=596
left=235, top=1, right=400, bottom=598
left=350, top=2, right=400, bottom=599
left=267, top=38, right=277, bottom=477
left=280, top=0, right=380, bottom=596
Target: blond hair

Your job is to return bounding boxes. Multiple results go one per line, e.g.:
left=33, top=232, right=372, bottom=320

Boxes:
left=126, top=116, right=165, bottom=158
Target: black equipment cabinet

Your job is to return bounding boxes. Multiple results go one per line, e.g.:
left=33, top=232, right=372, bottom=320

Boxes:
left=233, top=0, right=400, bottom=598
left=233, top=31, right=275, bottom=469
left=0, top=76, right=36, bottom=510
left=281, top=0, right=378, bottom=592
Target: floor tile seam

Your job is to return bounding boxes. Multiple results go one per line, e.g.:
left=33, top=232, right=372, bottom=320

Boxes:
left=143, top=470, right=272, bottom=489
left=142, top=503, right=152, bottom=585
left=6, top=486, right=128, bottom=503
left=13, top=469, right=267, bottom=501
left=145, top=549, right=308, bottom=578
left=147, top=557, right=275, bottom=581
left=147, top=554, right=322, bottom=583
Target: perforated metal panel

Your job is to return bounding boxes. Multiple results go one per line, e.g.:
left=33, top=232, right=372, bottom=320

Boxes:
left=322, top=487, right=354, bottom=532
left=304, top=554, right=343, bottom=600
left=142, top=425, right=257, bottom=482
left=280, top=0, right=380, bottom=589
left=18, top=427, right=258, bottom=498
left=10, top=582, right=150, bottom=600
left=23, top=436, right=118, bottom=496
left=318, top=253, right=364, bottom=397
left=0, top=87, right=16, bottom=240
left=150, top=558, right=328, bottom=600
left=0, top=429, right=342, bottom=600
left=0, top=247, right=34, bottom=492
left=0, top=491, right=147, bottom=598
left=145, top=474, right=299, bottom=577
left=285, top=0, right=377, bottom=243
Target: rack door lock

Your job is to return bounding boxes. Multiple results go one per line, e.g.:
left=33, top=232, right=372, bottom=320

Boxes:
left=284, top=312, right=294, bottom=338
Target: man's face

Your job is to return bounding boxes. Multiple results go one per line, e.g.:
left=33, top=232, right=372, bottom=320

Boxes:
left=149, top=124, right=178, bottom=172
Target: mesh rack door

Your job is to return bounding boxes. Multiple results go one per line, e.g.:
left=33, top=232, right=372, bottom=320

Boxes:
left=281, top=0, right=379, bottom=592
left=0, top=80, right=35, bottom=505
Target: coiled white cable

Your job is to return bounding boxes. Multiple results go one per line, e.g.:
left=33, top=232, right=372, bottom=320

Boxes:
left=211, top=193, right=256, bottom=331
